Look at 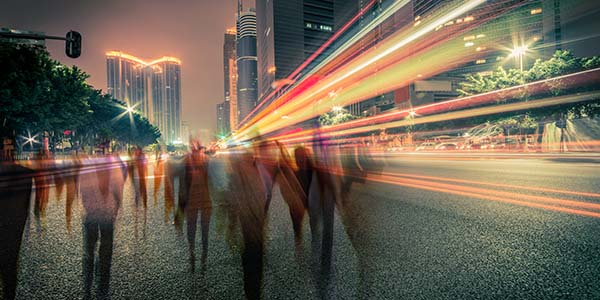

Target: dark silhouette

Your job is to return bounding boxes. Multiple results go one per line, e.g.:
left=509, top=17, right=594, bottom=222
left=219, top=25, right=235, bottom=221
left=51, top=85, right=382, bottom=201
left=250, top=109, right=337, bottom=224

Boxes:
left=221, top=139, right=307, bottom=300
left=80, top=154, right=127, bottom=299
left=32, top=150, right=52, bottom=226
left=180, top=142, right=212, bottom=272
left=0, top=159, right=33, bottom=300
left=132, top=146, right=148, bottom=209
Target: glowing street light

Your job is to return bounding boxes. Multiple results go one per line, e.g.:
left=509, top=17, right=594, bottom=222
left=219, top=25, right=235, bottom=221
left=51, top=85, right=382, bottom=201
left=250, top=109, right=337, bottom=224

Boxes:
left=509, top=45, right=528, bottom=71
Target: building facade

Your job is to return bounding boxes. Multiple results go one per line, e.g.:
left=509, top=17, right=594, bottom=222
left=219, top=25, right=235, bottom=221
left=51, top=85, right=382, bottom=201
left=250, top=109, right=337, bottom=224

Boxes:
left=257, top=0, right=342, bottom=103
left=216, top=101, right=229, bottom=138
left=223, top=28, right=237, bottom=131
left=236, top=8, right=259, bottom=125
left=106, top=51, right=182, bottom=144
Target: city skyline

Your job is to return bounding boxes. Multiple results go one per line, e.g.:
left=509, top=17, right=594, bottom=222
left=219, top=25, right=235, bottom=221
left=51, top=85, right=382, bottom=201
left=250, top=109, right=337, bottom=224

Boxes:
left=0, top=0, right=246, bottom=135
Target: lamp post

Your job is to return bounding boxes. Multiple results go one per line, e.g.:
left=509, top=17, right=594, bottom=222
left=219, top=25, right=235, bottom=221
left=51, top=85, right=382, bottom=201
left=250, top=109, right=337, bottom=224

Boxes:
left=509, top=45, right=528, bottom=71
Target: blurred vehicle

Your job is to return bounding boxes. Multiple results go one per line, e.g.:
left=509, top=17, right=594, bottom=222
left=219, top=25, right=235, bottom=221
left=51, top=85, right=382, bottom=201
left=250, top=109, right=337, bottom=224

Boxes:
left=435, top=143, right=458, bottom=150
left=386, top=147, right=404, bottom=152
left=415, top=142, right=438, bottom=151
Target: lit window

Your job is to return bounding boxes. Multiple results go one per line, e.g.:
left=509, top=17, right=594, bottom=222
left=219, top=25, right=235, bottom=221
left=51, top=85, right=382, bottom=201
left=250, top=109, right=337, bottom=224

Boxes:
left=464, top=16, right=474, bottom=22
left=464, top=42, right=474, bottom=47
left=476, top=59, right=486, bottom=64
left=530, top=8, right=542, bottom=15
left=476, top=34, right=485, bottom=39
left=464, top=35, right=475, bottom=41
left=444, top=20, right=454, bottom=26
left=476, top=46, right=486, bottom=52
left=496, top=56, right=505, bottom=61
left=456, top=18, right=463, bottom=24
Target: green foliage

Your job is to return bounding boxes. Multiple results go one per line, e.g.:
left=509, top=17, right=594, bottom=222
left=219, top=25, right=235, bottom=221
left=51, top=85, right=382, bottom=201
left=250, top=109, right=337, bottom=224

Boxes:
left=459, top=50, right=600, bottom=97
left=0, top=42, right=160, bottom=151
left=319, top=107, right=358, bottom=126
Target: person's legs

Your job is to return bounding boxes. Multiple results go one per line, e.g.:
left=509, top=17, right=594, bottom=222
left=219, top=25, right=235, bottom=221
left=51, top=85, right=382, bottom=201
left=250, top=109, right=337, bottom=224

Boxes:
left=199, top=205, right=212, bottom=269
left=240, top=224, right=264, bottom=300
left=82, top=219, right=99, bottom=299
left=97, top=221, right=115, bottom=299
left=186, top=208, right=199, bottom=272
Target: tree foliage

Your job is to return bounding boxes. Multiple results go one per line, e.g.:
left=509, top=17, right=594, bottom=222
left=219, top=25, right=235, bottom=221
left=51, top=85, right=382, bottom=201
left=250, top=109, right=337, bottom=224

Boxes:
left=0, top=42, right=160, bottom=151
left=319, top=107, right=358, bottom=126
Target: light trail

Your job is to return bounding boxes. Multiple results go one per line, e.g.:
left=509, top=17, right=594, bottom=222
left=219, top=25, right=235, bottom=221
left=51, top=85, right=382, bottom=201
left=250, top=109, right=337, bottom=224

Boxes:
left=233, top=0, right=488, bottom=142
left=366, top=172, right=600, bottom=218
left=278, top=90, right=600, bottom=145
left=379, top=171, right=600, bottom=199
left=238, top=0, right=381, bottom=126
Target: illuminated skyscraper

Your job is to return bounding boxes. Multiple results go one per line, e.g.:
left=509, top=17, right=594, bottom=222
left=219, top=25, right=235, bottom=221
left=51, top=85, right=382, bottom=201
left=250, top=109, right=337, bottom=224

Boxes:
left=223, top=28, right=237, bottom=131
left=216, top=101, right=229, bottom=137
left=257, top=0, right=342, bottom=103
left=106, top=51, right=182, bottom=144
left=236, top=6, right=258, bottom=125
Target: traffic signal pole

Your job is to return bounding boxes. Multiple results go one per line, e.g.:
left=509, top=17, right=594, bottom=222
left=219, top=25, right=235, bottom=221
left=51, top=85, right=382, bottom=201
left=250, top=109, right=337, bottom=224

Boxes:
left=0, top=30, right=82, bottom=58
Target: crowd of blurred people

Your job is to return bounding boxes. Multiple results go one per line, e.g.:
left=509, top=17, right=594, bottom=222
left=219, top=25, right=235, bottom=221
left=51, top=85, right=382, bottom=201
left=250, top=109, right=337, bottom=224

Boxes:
left=0, top=131, right=385, bottom=300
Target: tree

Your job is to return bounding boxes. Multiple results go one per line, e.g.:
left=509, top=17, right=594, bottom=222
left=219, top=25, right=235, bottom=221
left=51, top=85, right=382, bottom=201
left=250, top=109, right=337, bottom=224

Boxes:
left=0, top=42, right=161, bottom=154
left=319, top=107, right=358, bottom=126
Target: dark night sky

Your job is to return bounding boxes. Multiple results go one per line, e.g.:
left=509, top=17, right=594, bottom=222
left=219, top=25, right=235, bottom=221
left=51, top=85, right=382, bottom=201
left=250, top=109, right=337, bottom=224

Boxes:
left=1, top=0, right=255, bottom=134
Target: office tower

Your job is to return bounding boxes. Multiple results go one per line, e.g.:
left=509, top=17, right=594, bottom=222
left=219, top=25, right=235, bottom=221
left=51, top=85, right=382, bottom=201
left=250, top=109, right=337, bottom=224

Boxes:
left=216, top=101, right=229, bottom=137
left=152, top=57, right=182, bottom=144
left=236, top=5, right=259, bottom=125
left=257, top=0, right=341, bottom=102
left=224, top=28, right=237, bottom=131
left=106, top=51, right=182, bottom=144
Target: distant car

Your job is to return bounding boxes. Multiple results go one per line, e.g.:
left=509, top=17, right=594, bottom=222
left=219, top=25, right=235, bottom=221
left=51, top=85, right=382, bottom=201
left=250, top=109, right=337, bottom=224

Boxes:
left=415, top=142, right=438, bottom=151
left=465, top=143, right=482, bottom=150
left=435, top=143, right=458, bottom=150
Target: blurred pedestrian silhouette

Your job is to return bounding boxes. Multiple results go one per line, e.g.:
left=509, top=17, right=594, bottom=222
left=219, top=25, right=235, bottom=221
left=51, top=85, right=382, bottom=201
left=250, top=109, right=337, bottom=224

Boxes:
left=221, top=136, right=306, bottom=300
left=0, top=156, right=33, bottom=300
left=132, top=146, right=148, bottom=208
left=80, top=154, right=127, bottom=299
left=179, top=139, right=212, bottom=272
left=32, top=150, right=52, bottom=227
left=153, top=146, right=165, bottom=203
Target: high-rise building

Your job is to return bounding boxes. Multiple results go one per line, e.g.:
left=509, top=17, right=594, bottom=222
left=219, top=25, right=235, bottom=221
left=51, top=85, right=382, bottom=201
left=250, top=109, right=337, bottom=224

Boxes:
left=236, top=6, right=259, bottom=125
left=106, top=51, right=182, bottom=144
left=223, top=28, right=237, bottom=131
left=216, top=101, right=230, bottom=137
left=256, top=0, right=340, bottom=102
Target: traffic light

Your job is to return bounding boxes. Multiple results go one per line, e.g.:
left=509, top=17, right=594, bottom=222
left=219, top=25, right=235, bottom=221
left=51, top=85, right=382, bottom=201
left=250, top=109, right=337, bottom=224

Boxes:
left=65, top=31, right=81, bottom=58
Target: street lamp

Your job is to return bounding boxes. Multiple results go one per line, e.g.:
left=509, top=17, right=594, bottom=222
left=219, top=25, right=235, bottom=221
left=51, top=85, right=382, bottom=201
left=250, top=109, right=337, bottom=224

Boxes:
left=509, top=45, right=528, bottom=71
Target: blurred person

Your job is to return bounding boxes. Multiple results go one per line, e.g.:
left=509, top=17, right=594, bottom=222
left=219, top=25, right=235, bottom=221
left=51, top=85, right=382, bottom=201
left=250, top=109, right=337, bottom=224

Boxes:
left=220, top=136, right=306, bottom=300
left=32, top=149, right=52, bottom=227
left=80, top=153, right=127, bottom=299
left=179, top=139, right=212, bottom=272
left=164, top=156, right=185, bottom=225
left=64, top=155, right=82, bottom=232
left=308, top=128, right=342, bottom=298
left=0, top=153, right=33, bottom=300
left=132, top=146, right=148, bottom=208
left=153, top=146, right=165, bottom=203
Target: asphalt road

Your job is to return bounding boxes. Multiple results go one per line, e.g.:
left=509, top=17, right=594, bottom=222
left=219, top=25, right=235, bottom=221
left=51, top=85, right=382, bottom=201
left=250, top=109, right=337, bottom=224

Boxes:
left=13, top=153, right=600, bottom=299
